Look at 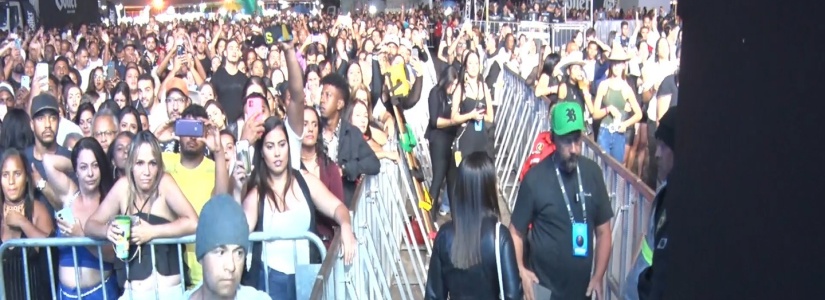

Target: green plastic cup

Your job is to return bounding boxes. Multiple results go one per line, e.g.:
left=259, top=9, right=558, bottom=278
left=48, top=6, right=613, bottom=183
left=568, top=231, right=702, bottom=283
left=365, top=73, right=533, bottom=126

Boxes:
left=113, top=215, right=132, bottom=260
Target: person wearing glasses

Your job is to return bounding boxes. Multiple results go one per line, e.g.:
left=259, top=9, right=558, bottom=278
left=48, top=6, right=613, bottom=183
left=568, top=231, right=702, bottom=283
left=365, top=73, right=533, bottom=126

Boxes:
left=91, top=110, right=119, bottom=155
left=152, top=78, right=195, bottom=154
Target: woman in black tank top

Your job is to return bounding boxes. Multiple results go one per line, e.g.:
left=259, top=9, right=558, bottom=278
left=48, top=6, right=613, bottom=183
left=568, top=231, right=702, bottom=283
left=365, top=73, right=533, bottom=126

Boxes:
left=451, top=51, right=495, bottom=161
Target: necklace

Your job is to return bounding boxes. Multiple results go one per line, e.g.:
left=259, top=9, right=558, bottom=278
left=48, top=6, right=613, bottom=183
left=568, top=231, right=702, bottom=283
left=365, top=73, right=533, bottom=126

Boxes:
left=3, top=201, right=24, bottom=217
left=302, top=153, right=317, bottom=162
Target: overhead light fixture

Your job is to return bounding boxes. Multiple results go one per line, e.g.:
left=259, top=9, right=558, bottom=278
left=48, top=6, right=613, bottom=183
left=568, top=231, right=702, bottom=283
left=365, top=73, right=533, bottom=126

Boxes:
left=369, top=5, right=376, bottom=15
left=152, top=0, right=164, bottom=10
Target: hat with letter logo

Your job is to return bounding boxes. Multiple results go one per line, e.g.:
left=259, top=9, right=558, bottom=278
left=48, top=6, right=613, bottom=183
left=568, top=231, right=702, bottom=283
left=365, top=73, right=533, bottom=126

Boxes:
left=551, top=102, right=585, bottom=136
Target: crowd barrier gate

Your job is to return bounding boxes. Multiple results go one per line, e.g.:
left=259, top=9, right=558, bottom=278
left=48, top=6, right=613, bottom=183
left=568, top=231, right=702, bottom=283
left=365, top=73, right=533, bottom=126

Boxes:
left=0, top=232, right=326, bottom=300
left=311, top=147, right=434, bottom=299
left=493, top=68, right=656, bottom=300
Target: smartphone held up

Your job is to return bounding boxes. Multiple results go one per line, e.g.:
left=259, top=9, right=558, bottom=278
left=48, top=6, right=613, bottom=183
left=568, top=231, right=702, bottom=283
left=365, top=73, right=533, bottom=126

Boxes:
left=264, top=24, right=294, bottom=45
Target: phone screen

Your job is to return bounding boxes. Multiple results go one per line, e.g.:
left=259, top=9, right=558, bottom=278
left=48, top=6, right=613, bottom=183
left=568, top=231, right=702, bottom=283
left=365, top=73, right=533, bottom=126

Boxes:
left=35, top=63, right=49, bottom=88
left=245, top=96, right=265, bottom=122
left=20, top=76, right=30, bottom=89
left=106, top=62, right=116, bottom=80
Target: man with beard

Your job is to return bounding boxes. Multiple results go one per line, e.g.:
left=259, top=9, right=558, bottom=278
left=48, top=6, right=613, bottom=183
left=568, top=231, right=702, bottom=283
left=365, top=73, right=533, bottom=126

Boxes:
left=510, top=102, right=613, bottom=300
left=212, top=39, right=248, bottom=128
left=153, top=77, right=193, bottom=154
left=24, top=93, right=74, bottom=214
left=182, top=194, right=271, bottom=300
left=162, top=104, right=229, bottom=289
left=138, top=73, right=167, bottom=131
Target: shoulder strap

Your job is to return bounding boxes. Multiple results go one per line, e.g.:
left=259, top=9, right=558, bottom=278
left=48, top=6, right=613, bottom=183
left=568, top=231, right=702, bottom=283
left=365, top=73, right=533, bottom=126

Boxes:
left=292, top=170, right=322, bottom=264
left=495, top=222, right=504, bottom=300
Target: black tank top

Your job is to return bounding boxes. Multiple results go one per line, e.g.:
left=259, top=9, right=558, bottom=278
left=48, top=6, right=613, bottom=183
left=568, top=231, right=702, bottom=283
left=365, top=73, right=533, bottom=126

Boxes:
left=560, top=80, right=585, bottom=109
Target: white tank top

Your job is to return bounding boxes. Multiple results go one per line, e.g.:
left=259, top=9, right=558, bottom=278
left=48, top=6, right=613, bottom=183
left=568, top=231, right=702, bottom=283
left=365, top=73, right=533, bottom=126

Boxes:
left=260, top=188, right=311, bottom=275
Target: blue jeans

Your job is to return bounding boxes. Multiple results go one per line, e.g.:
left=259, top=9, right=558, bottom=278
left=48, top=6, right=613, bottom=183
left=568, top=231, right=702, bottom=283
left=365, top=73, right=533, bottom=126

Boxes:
left=258, top=267, right=296, bottom=300
left=598, top=128, right=627, bottom=163
left=440, top=185, right=450, bottom=213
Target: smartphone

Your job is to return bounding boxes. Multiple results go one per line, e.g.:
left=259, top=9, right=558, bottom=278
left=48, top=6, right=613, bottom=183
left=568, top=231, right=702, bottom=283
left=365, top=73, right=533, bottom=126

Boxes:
left=20, top=75, right=30, bottom=89
left=55, top=207, right=75, bottom=224
left=174, top=119, right=204, bottom=137
left=35, top=62, right=49, bottom=77
left=236, top=148, right=252, bottom=176
left=412, top=48, right=420, bottom=59
left=245, top=96, right=265, bottom=122
left=177, top=45, right=185, bottom=56
left=35, top=62, right=49, bottom=88
left=264, top=24, right=293, bottom=44
left=106, top=61, right=116, bottom=80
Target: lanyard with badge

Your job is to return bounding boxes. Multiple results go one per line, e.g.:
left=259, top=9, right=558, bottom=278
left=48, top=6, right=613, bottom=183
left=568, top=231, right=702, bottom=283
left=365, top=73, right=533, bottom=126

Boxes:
left=555, top=165, right=589, bottom=257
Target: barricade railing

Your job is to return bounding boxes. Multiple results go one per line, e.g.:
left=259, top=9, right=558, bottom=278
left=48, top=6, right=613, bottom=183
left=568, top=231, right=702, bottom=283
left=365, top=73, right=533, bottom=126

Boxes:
left=548, top=22, right=590, bottom=52
left=312, top=140, right=433, bottom=299
left=469, top=20, right=590, bottom=53
left=0, top=231, right=326, bottom=300
left=594, top=20, right=641, bottom=45
left=494, top=68, right=655, bottom=300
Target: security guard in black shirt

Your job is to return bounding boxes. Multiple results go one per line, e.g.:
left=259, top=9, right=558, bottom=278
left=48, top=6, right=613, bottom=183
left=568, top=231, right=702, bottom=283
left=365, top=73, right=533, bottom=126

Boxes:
left=510, top=102, right=614, bottom=300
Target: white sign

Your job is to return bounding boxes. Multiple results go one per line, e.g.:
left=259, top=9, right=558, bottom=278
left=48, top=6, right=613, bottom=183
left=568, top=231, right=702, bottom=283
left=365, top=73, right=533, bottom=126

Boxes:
left=565, top=0, right=591, bottom=9
left=55, top=0, right=77, bottom=13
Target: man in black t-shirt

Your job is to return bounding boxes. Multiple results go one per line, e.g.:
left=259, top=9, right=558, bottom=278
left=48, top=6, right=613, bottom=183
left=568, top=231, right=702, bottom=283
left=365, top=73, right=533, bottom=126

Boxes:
left=211, top=39, right=248, bottom=125
left=510, top=102, right=614, bottom=300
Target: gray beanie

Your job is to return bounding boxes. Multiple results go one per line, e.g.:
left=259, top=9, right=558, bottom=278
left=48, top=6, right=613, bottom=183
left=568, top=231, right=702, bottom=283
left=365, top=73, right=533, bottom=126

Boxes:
left=195, top=194, right=250, bottom=260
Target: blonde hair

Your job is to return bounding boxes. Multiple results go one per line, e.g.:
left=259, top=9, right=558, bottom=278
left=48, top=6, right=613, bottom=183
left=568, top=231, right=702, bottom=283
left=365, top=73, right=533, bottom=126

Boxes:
left=124, top=131, right=164, bottom=214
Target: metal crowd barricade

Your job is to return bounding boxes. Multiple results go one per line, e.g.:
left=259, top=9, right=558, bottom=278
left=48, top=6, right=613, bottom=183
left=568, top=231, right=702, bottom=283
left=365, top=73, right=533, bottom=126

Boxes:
left=472, top=20, right=521, bottom=36
left=594, top=20, right=641, bottom=44
left=494, top=68, right=550, bottom=211
left=311, top=154, right=432, bottom=299
left=0, top=232, right=326, bottom=300
left=549, top=22, right=590, bottom=52
left=493, top=68, right=656, bottom=299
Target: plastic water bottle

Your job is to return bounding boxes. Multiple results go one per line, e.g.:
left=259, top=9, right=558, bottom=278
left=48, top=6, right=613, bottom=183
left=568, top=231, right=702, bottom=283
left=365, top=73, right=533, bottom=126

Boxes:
left=474, top=102, right=485, bottom=132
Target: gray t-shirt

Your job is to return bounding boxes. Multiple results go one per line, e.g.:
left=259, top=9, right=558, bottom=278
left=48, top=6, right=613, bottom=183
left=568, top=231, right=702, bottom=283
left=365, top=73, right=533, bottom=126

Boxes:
left=181, top=284, right=271, bottom=300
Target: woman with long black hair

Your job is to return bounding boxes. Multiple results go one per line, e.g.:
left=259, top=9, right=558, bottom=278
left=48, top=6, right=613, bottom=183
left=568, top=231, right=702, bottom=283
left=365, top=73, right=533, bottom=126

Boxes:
left=43, top=138, right=119, bottom=299
left=0, top=149, right=54, bottom=300
left=426, top=66, right=461, bottom=218
left=451, top=51, right=495, bottom=161
left=425, top=152, right=522, bottom=299
left=241, top=116, right=356, bottom=300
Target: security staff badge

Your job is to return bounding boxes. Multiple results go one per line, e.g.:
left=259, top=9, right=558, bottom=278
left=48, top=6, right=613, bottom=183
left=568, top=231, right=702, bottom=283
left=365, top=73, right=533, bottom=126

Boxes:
left=572, top=222, right=588, bottom=257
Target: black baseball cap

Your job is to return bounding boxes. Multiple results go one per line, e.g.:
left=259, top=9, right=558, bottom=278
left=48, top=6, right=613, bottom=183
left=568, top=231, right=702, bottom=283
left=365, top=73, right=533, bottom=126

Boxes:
left=30, top=93, right=60, bottom=117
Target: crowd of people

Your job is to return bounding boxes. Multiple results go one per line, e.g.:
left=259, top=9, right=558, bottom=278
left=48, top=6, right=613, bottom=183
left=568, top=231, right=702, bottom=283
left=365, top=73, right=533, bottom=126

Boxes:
left=0, top=1, right=678, bottom=299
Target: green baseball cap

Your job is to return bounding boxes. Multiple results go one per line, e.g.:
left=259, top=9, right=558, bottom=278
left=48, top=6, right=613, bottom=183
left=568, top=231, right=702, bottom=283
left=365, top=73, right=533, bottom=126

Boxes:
left=551, top=102, right=585, bottom=135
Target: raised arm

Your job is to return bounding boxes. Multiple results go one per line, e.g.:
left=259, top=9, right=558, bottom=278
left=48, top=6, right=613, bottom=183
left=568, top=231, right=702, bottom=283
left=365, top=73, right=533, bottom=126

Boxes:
left=242, top=188, right=260, bottom=232
left=42, top=154, right=77, bottom=204
left=282, top=42, right=305, bottom=134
